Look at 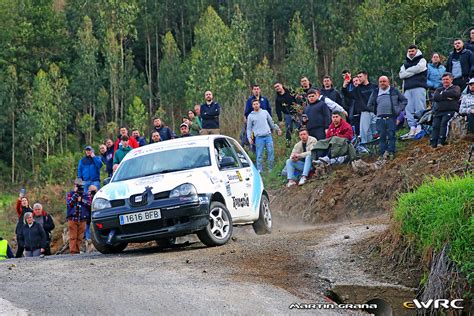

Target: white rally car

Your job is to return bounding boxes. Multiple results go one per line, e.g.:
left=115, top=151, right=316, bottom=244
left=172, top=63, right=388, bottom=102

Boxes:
left=90, top=135, right=272, bottom=254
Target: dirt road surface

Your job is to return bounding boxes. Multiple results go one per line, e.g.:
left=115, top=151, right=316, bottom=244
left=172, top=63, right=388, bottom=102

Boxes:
left=0, top=217, right=389, bottom=315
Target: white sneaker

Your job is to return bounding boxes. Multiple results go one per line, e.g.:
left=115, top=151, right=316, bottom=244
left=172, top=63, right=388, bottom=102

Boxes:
left=286, top=180, right=297, bottom=188
left=298, top=176, right=307, bottom=186
left=414, top=125, right=422, bottom=135
left=319, top=156, right=331, bottom=164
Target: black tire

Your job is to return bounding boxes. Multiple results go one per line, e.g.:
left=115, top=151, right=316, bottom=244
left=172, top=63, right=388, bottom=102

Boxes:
left=197, top=201, right=233, bottom=247
left=155, top=237, right=176, bottom=249
left=91, top=235, right=128, bottom=254
left=252, top=194, right=272, bottom=235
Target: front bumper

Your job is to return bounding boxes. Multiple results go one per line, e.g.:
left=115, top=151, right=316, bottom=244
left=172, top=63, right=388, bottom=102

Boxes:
left=91, top=194, right=210, bottom=245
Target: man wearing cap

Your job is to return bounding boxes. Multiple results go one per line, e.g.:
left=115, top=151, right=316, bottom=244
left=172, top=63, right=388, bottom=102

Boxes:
left=77, top=146, right=103, bottom=192
left=460, top=78, right=474, bottom=132
left=179, top=123, right=192, bottom=137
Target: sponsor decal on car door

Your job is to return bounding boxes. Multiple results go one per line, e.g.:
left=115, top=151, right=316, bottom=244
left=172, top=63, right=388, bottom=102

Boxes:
left=223, top=169, right=251, bottom=218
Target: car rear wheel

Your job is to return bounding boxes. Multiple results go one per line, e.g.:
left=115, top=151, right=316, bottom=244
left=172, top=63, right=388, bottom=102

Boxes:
left=91, top=238, right=128, bottom=254
left=197, top=201, right=233, bottom=246
left=252, top=195, right=272, bottom=235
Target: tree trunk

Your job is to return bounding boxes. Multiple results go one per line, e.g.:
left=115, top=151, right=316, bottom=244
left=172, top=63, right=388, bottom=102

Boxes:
left=181, top=9, right=186, bottom=57
left=46, top=138, right=49, bottom=160
left=155, top=24, right=160, bottom=107
left=119, top=34, right=124, bottom=126
left=147, top=34, right=153, bottom=116
left=310, top=0, right=318, bottom=79
left=11, top=111, right=15, bottom=183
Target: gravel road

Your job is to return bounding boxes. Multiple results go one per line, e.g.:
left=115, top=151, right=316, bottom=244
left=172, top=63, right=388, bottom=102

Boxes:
left=0, top=218, right=385, bottom=315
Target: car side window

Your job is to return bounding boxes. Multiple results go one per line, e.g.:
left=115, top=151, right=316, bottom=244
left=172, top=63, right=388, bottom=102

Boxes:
left=228, top=139, right=251, bottom=167
left=214, top=139, right=240, bottom=170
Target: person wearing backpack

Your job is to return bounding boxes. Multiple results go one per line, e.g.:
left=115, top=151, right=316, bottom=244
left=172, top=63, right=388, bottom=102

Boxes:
left=368, top=76, right=408, bottom=160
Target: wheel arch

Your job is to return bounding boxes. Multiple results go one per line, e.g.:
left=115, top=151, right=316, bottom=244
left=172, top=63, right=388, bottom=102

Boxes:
left=210, top=192, right=226, bottom=206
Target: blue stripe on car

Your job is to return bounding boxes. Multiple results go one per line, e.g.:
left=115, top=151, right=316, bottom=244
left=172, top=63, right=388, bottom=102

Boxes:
left=251, top=164, right=262, bottom=213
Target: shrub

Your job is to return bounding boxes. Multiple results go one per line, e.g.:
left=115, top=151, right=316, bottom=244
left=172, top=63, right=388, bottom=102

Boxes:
left=394, top=174, right=474, bottom=283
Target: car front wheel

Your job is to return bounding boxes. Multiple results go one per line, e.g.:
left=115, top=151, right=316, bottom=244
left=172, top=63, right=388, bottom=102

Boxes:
left=252, top=194, right=272, bottom=235
left=197, top=201, right=233, bottom=246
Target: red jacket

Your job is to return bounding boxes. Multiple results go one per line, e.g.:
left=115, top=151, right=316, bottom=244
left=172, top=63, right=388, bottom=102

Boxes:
left=113, top=136, right=139, bottom=153
left=326, top=119, right=353, bottom=141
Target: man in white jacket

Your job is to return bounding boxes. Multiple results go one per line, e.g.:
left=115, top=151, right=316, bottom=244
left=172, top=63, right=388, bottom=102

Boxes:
left=285, top=128, right=317, bottom=187
left=399, top=45, right=428, bottom=139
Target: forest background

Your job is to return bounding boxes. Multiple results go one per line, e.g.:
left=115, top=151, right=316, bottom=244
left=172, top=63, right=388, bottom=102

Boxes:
left=0, top=0, right=471, bottom=186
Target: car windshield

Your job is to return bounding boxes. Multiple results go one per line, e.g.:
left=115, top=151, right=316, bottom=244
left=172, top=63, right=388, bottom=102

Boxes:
left=112, top=146, right=211, bottom=182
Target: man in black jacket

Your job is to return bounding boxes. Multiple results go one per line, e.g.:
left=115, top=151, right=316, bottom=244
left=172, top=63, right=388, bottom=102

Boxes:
left=200, top=90, right=221, bottom=135
left=274, top=82, right=299, bottom=146
left=367, top=76, right=408, bottom=159
left=446, top=39, right=474, bottom=91
left=321, top=76, right=345, bottom=110
left=342, top=71, right=377, bottom=146
left=303, top=89, right=331, bottom=140
left=430, top=72, right=461, bottom=148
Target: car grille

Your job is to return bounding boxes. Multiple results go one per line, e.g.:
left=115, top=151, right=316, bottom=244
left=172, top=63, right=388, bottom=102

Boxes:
left=129, top=193, right=148, bottom=207
left=110, top=200, right=125, bottom=208
left=154, top=191, right=170, bottom=200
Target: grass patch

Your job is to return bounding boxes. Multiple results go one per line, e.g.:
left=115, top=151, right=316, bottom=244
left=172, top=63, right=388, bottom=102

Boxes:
left=394, top=174, right=474, bottom=283
left=0, top=194, right=16, bottom=239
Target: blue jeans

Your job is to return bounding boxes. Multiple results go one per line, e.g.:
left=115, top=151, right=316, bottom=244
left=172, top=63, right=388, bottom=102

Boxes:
left=255, top=135, right=275, bottom=172
left=284, top=114, right=300, bottom=142
left=376, top=117, right=396, bottom=155
left=286, top=155, right=312, bottom=180
left=83, top=181, right=100, bottom=192
left=360, top=111, right=377, bottom=144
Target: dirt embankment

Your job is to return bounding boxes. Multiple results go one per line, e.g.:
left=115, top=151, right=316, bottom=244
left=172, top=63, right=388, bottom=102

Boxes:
left=271, top=139, right=473, bottom=225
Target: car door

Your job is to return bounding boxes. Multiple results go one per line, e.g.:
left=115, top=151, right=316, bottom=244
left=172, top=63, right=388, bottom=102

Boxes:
left=214, top=138, right=251, bottom=219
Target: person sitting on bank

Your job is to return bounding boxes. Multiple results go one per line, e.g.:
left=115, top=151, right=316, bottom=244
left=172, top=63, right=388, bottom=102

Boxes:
left=285, top=128, right=317, bottom=187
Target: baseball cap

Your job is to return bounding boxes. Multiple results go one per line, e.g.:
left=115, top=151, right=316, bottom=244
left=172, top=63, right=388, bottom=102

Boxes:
left=180, top=123, right=189, bottom=128
left=469, top=78, right=474, bottom=85
left=85, top=146, right=93, bottom=151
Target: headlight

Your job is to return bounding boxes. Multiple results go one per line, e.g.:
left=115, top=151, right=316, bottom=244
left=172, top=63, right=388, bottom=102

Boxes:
left=92, top=198, right=112, bottom=211
left=169, top=183, right=197, bottom=198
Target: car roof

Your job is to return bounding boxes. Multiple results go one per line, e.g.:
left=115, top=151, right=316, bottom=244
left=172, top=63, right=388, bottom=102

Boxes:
left=122, top=135, right=233, bottom=162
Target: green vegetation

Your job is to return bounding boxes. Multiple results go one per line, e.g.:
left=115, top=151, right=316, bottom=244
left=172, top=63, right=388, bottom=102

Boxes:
left=0, top=0, right=470, bottom=186
left=394, top=174, right=474, bottom=283
left=0, top=194, right=16, bottom=239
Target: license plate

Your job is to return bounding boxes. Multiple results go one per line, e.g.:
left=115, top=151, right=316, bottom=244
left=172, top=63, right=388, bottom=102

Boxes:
left=119, top=209, right=161, bottom=225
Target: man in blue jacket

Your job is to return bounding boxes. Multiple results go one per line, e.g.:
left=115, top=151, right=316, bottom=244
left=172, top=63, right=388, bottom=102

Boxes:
left=77, top=146, right=103, bottom=191
left=200, top=90, right=221, bottom=135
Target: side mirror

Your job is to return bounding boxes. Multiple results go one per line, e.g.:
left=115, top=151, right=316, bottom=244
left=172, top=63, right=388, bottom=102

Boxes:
left=103, top=177, right=111, bottom=186
left=220, top=157, right=236, bottom=168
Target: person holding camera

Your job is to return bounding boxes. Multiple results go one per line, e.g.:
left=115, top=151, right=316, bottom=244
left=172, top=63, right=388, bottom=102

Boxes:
left=84, top=185, right=98, bottom=242
left=66, top=183, right=91, bottom=254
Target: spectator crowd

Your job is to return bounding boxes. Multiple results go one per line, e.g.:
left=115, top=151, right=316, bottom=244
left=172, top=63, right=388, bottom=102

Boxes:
left=2, top=29, right=473, bottom=260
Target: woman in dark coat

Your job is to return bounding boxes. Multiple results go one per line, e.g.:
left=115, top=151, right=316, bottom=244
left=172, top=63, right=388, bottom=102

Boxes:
left=15, top=196, right=32, bottom=258
left=17, top=212, right=47, bottom=257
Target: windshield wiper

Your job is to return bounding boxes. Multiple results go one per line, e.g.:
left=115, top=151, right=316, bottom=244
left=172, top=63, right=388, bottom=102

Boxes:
left=159, top=167, right=189, bottom=174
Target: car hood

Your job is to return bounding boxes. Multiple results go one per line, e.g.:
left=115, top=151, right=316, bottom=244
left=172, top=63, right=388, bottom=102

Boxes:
left=95, top=167, right=222, bottom=201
